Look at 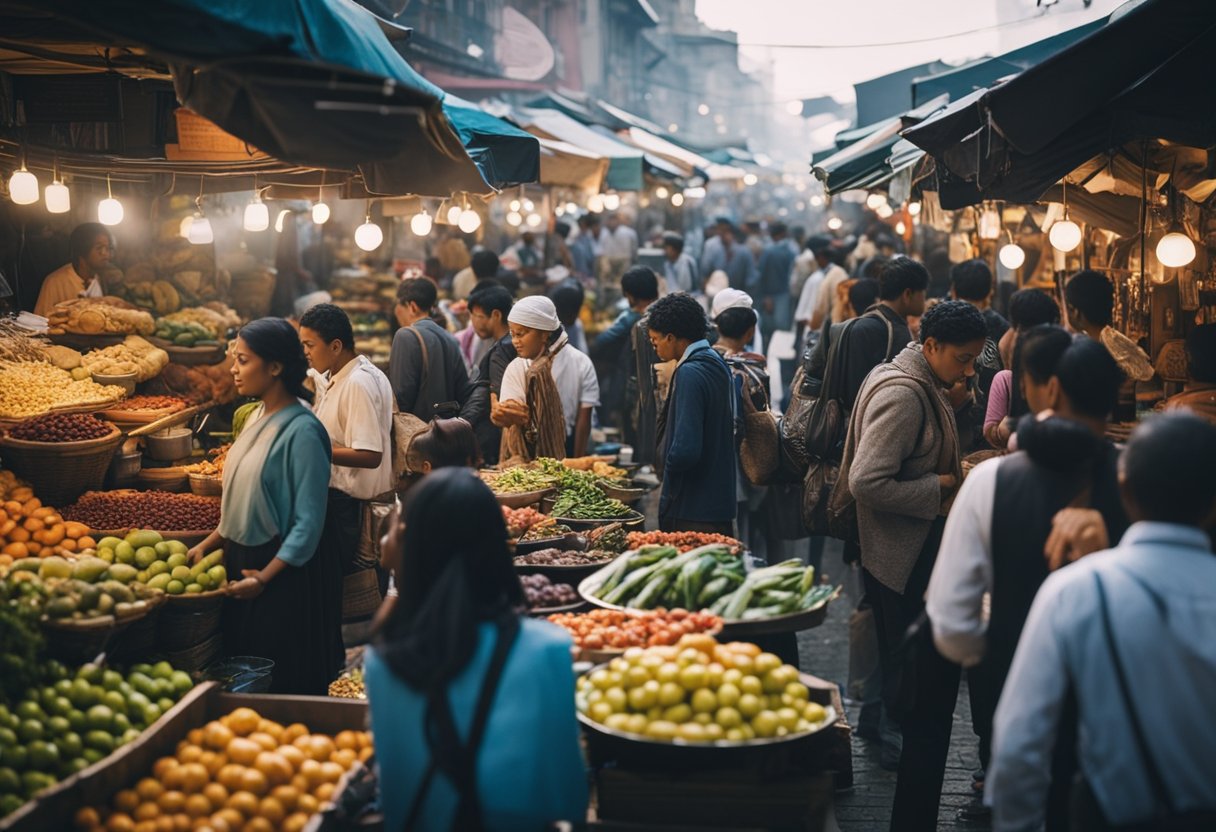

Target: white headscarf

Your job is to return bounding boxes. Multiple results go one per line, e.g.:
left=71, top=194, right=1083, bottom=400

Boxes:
left=508, top=295, right=561, bottom=331
left=711, top=288, right=754, bottom=319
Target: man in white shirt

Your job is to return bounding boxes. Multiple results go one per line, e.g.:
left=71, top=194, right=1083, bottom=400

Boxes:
left=299, top=303, right=394, bottom=576
left=794, top=237, right=849, bottom=332
left=34, top=223, right=111, bottom=316
left=598, top=212, right=638, bottom=303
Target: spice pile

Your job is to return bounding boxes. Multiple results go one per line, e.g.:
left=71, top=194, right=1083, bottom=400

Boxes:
left=105, top=395, right=188, bottom=414
left=8, top=413, right=113, bottom=443
left=63, top=491, right=221, bottom=531
left=328, top=669, right=366, bottom=700
left=547, top=608, right=722, bottom=650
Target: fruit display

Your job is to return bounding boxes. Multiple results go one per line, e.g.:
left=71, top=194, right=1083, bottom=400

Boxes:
left=62, top=491, right=221, bottom=532
left=518, top=522, right=574, bottom=543
left=158, top=306, right=241, bottom=340
left=152, top=317, right=222, bottom=349
left=91, top=530, right=227, bottom=595
left=547, top=608, right=723, bottom=651
left=3, top=555, right=165, bottom=621
left=590, top=546, right=835, bottom=622
left=575, top=637, right=830, bottom=744
left=8, top=413, right=114, bottom=443
left=0, top=660, right=193, bottom=816
left=0, top=486, right=97, bottom=563
left=116, top=280, right=182, bottom=315
left=521, top=574, right=578, bottom=610
left=103, top=395, right=189, bottom=415
left=44, top=298, right=156, bottom=336
left=514, top=548, right=618, bottom=567
left=79, top=336, right=170, bottom=382
left=327, top=670, right=366, bottom=700
left=626, top=531, right=744, bottom=553
left=75, top=706, right=373, bottom=832
left=502, top=506, right=546, bottom=538
left=144, top=360, right=236, bottom=405
left=0, top=362, right=125, bottom=420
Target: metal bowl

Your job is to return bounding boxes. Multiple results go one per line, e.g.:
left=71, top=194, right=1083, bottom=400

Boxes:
left=551, top=510, right=645, bottom=532
left=91, top=371, right=137, bottom=395
left=494, top=487, right=554, bottom=509
left=144, top=427, right=193, bottom=461
left=513, top=531, right=587, bottom=556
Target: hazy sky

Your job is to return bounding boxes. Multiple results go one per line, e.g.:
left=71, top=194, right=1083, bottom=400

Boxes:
left=696, top=0, right=1126, bottom=104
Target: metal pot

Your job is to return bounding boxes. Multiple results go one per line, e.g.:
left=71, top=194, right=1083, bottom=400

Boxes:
left=144, top=427, right=193, bottom=461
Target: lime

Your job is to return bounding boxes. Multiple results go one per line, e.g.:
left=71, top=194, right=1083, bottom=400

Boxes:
left=169, top=565, right=191, bottom=583
left=96, top=547, right=114, bottom=563
left=146, top=561, right=169, bottom=579
left=165, top=580, right=184, bottom=596
left=76, top=664, right=103, bottom=685
left=45, top=717, right=69, bottom=737
left=165, top=553, right=187, bottom=570
left=0, top=767, right=19, bottom=794
left=48, top=697, right=72, bottom=719
left=58, top=733, right=82, bottom=758
left=184, top=583, right=203, bottom=594
left=125, top=692, right=150, bottom=715
left=154, top=678, right=174, bottom=699
left=52, top=680, right=72, bottom=697
left=156, top=698, right=175, bottom=714
left=21, top=770, right=56, bottom=798
left=26, top=741, right=59, bottom=772
left=128, top=673, right=155, bottom=700
left=194, top=573, right=212, bottom=591
left=100, top=670, right=123, bottom=692
left=68, top=680, right=94, bottom=709
left=154, top=542, right=172, bottom=557
left=0, top=794, right=25, bottom=815
left=166, top=541, right=188, bottom=556
left=207, top=565, right=227, bottom=585
left=59, top=757, right=87, bottom=777
left=102, top=692, right=125, bottom=715
left=82, top=730, right=113, bottom=754
left=114, top=541, right=135, bottom=564
left=0, top=728, right=16, bottom=748
left=120, top=728, right=139, bottom=746
left=169, top=671, right=192, bottom=696
left=85, top=705, right=113, bottom=732
left=66, top=710, right=86, bottom=733
left=130, top=663, right=152, bottom=677
left=111, top=713, right=131, bottom=735
left=141, top=704, right=161, bottom=727
left=16, top=720, right=43, bottom=744
left=80, top=748, right=103, bottom=765
left=38, top=688, right=57, bottom=711
left=134, top=547, right=158, bottom=569
left=0, top=745, right=26, bottom=771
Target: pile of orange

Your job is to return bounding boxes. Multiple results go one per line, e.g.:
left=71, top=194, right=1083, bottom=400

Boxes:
left=0, top=473, right=97, bottom=566
left=73, top=706, right=373, bottom=832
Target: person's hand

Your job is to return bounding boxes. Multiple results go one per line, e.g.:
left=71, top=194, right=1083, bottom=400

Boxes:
left=938, top=473, right=958, bottom=492
left=224, top=570, right=265, bottom=600
left=491, top=398, right=529, bottom=428
left=186, top=544, right=207, bottom=565
left=1045, top=508, right=1109, bottom=571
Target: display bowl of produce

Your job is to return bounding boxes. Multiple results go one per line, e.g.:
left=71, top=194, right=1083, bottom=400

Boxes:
left=625, top=530, right=745, bottom=554
left=89, top=370, right=137, bottom=395
left=513, top=547, right=621, bottom=585
left=64, top=490, right=222, bottom=549
left=0, top=414, right=124, bottom=506
left=495, top=487, right=554, bottom=509
left=596, top=481, right=651, bottom=506
left=188, top=473, right=223, bottom=497
left=522, top=573, right=585, bottom=616
left=552, top=509, right=644, bottom=532
left=96, top=394, right=190, bottom=424
left=502, top=505, right=548, bottom=539
left=578, top=545, right=840, bottom=636
left=574, top=638, right=836, bottom=768
left=512, top=519, right=583, bottom=555
left=144, top=426, right=193, bottom=461
left=546, top=608, right=723, bottom=663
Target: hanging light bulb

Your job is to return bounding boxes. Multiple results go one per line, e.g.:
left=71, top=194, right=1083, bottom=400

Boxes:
left=187, top=215, right=213, bottom=245
left=1049, top=219, right=1082, bottom=252
left=603, top=193, right=621, bottom=211
left=865, top=192, right=887, bottom=210
left=523, top=199, right=535, bottom=212
left=978, top=203, right=1002, bottom=240
left=180, top=215, right=195, bottom=238
left=999, top=243, right=1026, bottom=269
left=894, top=221, right=907, bottom=235
left=907, top=200, right=922, bottom=217
left=458, top=208, right=482, bottom=233
left=554, top=204, right=566, bottom=217
left=743, top=173, right=759, bottom=187
left=875, top=203, right=894, bottom=219
left=1157, top=229, right=1196, bottom=269
left=44, top=177, right=70, bottom=214
left=525, top=212, right=543, bottom=228
left=565, top=201, right=578, bottom=215
left=274, top=209, right=292, bottom=233
left=97, top=175, right=123, bottom=226
left=355, top=221, right=383, bottom=251
left=446, top=202, right=463, bottom=225
left=655, top=186, right=669, bottom=200
left=670, top=193, right=685, bottom=207
left=506, top=210, right=523, bottom=227
left=827, top=216, right=843, bottom=231
left=410, top=209, right=433, bottom=236
left=8, top=164, right=39, bottom=205
left=509, top=199, right=521, bottom=212
left=243, top=192, right=269, bottom=232
left=810, top=194, right=824, bottom=207
left=312, top=176, right=329, bottom=224
left=587, top=194, right=605, bottom=212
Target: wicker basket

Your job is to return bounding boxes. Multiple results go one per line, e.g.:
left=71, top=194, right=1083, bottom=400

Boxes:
left=162, top=630, right=224, bottom=672
left=159, top=602, right=223, bottom=651
left=0, top=424, right=123, bottom=506
left=342, top=568, right=382, bottom=622
left=106, top=603, right=163, bottom=663
left=188, top=473, right=223, bottom=497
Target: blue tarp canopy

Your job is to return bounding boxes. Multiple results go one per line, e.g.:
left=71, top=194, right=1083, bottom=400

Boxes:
left=443, top=97, right=541, bottom=189
left=812, top=95, right=946, bottom=194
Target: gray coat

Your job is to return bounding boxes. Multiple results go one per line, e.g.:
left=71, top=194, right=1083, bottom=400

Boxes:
left=848, top=346, right=957, bottom=593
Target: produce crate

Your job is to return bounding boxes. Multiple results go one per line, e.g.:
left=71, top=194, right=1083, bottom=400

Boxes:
left=0, top=682, right=369, bottom=831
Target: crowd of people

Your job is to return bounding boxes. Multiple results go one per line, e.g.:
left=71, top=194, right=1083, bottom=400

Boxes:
left=30, top=205, right=1216, bottom=830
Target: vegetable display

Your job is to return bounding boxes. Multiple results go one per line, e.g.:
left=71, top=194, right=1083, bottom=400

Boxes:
left=502, top=506, right=546, bottom=538
left=328, top=670, right=366, bottom=700
left=625, top=531, right=743, bottom=553
left=550, top=487, right=631, bottom=520
left=8, top=413, right=113, bottom=443
left=513, top=549, right=617, bottom=567
left=483, top=468, right=553, bottom=494
left=575, top=636, right=830, bottom=744
left=521, top=574, right=578, bottom=609
left=62, top=491, right=221, bottom=532
left=519, top=522, right=573, bottom=542
left=547, top=608, right=722, bottom=651
left=589, top=545, right=835, bottom=622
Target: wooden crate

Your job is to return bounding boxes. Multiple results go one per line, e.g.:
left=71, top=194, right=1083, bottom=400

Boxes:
left=1, top=682, right=368, bottom=831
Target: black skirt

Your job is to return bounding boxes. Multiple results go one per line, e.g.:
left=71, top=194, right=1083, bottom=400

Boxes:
left=221, top=536, right=343, bottom=695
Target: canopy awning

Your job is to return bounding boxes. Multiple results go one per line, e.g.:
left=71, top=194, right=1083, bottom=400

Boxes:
left=812, top=95, right=947, bottom=194
left=903, top=0, right=1216, bottom=208
left=536, top=138, right=609, bottom=192
left=616, top=127, right=713, bottom=180
left=516, top=107, right=644, bottom=191
left=443, top=96, right=541, bottom=189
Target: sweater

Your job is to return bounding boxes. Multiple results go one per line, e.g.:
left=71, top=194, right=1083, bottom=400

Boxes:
left=389, top=318, right=482, bottom=424
left=657, top=342, right=737, bottom=523
left=851, top=346, right=959, bottom=593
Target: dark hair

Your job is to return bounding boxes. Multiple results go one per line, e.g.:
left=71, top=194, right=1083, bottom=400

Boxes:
left=848, top=278, right=880, bottom=316
left=715, top=307, right=757, bottom=340
left=1186, top=324, right=1216, bottom=383
left=423, top=257, right=444, bottom=277
left=396, top=277, right=437, bottom=312
left=548, top=280, right=585, bottom=326
left=1018, top=326, right=1123, bottom=419
left=238, top=317, right=313, bottom=402
left=621, top=266, right=659, bottom=302
left=467, top=285, right=513, bottom=321
left=298, top=303, right=354, bottom=351
left=1064, top=270, right=1114, bottom=327
left=554, top=221, right=571, bottom=238
left=70, top=223, right=112, bottom=262
left=646, top=292, right=708, bottom=342
left=662, top=233, right=685, bottom=253
left=375, top=468, right=523, bottom=690
left=470, top=250, right=500, bottom=279
left=1008, top=288, right=1061, bottom=330
left=769, top=221, right=788, bottom=238
left=950, top=259, right=993, bottom=302
left=879, top=256, right=930, bottom=301
left=410, top=417, right=481, bottom=470
left=495, top=271, right=521, bottom=298
left=857, top=256, right=889, bottom=281
left=805, top=234, right=832, bottom=255
left=918, top=299, right=987, bottom=345
left=1123, top=413, right=1216, bottom=524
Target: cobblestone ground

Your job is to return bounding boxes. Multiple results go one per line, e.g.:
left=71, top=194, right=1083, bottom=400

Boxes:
left=796, top=538, right=990, bottom=832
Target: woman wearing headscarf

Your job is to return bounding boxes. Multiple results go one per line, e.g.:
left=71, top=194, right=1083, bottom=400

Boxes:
left=491, top=296, right=599, bottom=463
left=188, top=318, right=342, bottom=694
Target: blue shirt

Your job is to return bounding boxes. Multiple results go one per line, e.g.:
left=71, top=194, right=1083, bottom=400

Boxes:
left=988, top=522, right=1216, bottom=830
left=365, top=619, right=588, bottom=831
left=757, top=239, right=797, bottom=298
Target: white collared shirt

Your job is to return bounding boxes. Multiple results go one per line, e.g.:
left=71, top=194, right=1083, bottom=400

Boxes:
left=311, top=355, right=394, bottom=500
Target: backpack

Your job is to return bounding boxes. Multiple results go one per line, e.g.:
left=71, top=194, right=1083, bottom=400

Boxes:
left=721, top=353, right=780, bottom=486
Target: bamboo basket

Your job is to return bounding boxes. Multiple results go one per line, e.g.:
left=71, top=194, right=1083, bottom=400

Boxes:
left=187, top=473, right=222, bottom=497
left=0, top=424, right=123, bottom=506
left=158, top=602, right=223, bottom=651
left=162, top=631, right=224, bottom=672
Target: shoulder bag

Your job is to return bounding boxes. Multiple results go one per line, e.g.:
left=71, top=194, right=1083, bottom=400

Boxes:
left=391, top=327, right=430, bottom=481
left=727, top=356, right=781, bottom=486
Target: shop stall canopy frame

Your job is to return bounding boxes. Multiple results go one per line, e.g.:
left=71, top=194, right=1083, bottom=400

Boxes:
left=902, top=0, right=1216, bottom=210
left=514, top=107, right=645, bottom=192
left=0, top=0, right=538, bottom=197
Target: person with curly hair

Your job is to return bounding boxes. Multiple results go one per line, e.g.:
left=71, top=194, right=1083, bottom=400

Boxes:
left=647, top=292, right=737, bottom=534
left=838, top=299, right=987, bottom=807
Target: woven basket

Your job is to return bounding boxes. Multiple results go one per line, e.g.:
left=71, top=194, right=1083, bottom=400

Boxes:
left=342, top=568, right=382, bottom=622
left=188, top=473, right=223, bottom=497
left=162, top=630, right=224, bottom=672
left=106, top=603, right=163, bottom=663
left=159, top=602, right=223, bottom=651
left=0, top=424, right=123, bottom=506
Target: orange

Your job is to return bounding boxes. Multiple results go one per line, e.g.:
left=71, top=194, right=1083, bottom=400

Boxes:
left=210, top=809, right=243, bottom=830
left=133, top=803, right=160, bottom=822
left=295, top=794, right=319, bottom=815
left=170, top=816, right=191, bottom=832
left=225, top=708, right=260, bottom=737
left=186, top=729, right=205, bottom=747
left=358, top=746, right=374, bottom=763
left=75, top=807, right=102, bottom=830
left=281, top=723, right=309, bottom=744
left=215, top=765, right=245, bottom=793
left=114, top=790, right=141, bottom=814
left=329, top=748, right=357, bottom=769
left=176, top=745, right=203, bottom=765
left=179, top=763, right=209, bottom=793
left=253, top=752, right=293, bottom=786
left=201, top=752, right=227, bottom=777
left=256, top=796, right=286, bottom=826
left=154, top=818, right=175, bottom=832
left=224, top=738, right=260, bottom=767
left=157, top=792, right=187, bottom=814
left=305, top=735, right=335, bottom=762
left=136, top=778, right=165, bottom=802
left=202, top=722, right=233, bottom=752
left=314, top=782, right=335, bottom=803
left=106, top=814, right=135, bottom=832
left=282, top=813, right=310, bottom=832
left=270, top=785, right=299, bottom=811
left=243, top=819, right=273, bottom=832
left=152, top=757, right=178, bottom=780
left=224, top=791, right=258, bottom=817
left=333, top=731, right=359, bottom=752
left=276, top=744, right=306, bottom=771
left=132, top=821, right=157, bottom=832
left=298, top=759, right=323, bottom=788
left=201, top=783, right=228, bottom=808
left=256, top=719, right=284, bottom=740
left=290, top=773, right=310, bottom=795
left=183, top=794, right=211, bottom=818
left=317, top=761, right=345, bottom=784
left=247, top=732, right=278, bottom=753
left=239, top=767, right=269, bottom=797
left=161, top=766, right=187, bottom=792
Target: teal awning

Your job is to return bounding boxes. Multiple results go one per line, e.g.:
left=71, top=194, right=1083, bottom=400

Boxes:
left=443, top=97, right=541, bottom=189
left=517, top=108, right=644, bottom=191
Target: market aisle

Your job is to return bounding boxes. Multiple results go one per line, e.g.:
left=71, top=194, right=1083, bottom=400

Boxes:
left=797, top=539, right=990, bottom=832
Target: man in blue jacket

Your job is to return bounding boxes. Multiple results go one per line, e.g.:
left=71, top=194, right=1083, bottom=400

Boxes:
left=648, top=292, right=737, bottom=535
